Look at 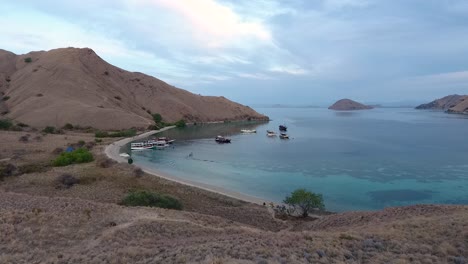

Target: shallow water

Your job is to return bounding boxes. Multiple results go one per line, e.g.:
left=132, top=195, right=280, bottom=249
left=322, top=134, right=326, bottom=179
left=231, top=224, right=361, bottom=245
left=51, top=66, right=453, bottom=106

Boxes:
left=130, top=108, right=468, bottom=212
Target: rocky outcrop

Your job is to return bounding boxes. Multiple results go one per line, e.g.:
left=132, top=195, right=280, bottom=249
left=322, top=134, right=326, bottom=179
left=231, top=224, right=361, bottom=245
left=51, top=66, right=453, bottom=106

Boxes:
left=328, top=99, right=373, bottom=111
left=0, top=48, right=268, bottom=130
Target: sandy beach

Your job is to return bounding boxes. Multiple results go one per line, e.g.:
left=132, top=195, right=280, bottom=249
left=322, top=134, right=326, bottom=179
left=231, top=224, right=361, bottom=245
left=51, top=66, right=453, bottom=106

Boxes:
left=104, top=127, right=269, bottom=205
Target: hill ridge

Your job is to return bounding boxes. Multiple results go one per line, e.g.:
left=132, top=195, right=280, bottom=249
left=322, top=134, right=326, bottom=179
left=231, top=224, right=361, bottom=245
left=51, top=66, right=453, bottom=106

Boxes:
left=0, top=47, right=268, bottom=129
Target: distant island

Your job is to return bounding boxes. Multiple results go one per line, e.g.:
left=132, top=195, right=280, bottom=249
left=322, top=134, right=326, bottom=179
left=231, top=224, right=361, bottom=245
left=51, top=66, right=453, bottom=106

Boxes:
left=415, top=94, right=468, bottom=114
left=328, top=99, right=373, bottom=111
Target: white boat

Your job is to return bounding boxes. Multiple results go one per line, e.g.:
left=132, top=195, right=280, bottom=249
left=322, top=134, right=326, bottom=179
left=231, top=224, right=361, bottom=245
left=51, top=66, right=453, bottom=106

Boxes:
left=119, top=153, right=130, bottom=158
left=279, top=133, right=289, bottom=139
left=131, top=142, right=156, bottom=150
left=153, top=140, right=170, bottom=149
left=157, top=137, right=175, bottom=144
left=267, top=130, right=277, bottom=137
left=241, top=129, right=256, bottom=133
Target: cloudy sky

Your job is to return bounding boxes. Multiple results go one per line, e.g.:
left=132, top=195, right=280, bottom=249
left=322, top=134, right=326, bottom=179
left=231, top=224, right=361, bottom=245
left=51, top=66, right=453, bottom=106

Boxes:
left=2, top=0, right=468, bottom=105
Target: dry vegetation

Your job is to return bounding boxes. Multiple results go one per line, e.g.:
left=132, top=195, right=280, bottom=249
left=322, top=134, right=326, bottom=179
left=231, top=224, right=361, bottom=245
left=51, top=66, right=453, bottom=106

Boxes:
left=1, top=130, right=467, bottom=263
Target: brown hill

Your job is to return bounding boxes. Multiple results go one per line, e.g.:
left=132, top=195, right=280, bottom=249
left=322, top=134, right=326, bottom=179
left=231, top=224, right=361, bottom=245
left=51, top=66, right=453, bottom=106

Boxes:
left=416, top=94, right=468, bottom=114
left=328, top=98, right=373, bottom=111
left=0, top=48, right=268, bottom=130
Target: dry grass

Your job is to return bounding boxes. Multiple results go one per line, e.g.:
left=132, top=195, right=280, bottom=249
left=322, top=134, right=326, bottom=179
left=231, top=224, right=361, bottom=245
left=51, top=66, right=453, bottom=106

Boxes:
left=1, top=131, right=467, bottom=263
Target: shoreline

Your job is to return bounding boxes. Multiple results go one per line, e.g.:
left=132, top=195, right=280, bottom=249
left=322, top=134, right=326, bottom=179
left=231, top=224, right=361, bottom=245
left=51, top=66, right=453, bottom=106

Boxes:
left=104, top=127, right=270, bottom=205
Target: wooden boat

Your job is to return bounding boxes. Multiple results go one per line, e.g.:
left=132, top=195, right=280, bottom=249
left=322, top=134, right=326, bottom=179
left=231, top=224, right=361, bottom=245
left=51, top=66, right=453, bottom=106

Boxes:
left=215, top=136, right=231, bottom=143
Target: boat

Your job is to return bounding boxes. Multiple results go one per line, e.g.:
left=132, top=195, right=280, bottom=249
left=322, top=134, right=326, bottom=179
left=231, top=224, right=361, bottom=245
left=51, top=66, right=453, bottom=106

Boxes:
left=241, top=129, right=257, bottom=133
left=279, top=133, right=289, bottom=139
left=119, top=153, right=130, bottom=158
left=152, top=140, right=170, bottom=149
left=267, top=130, right=277, bottom=137
left=215, top=135, right=231, bottom=143
left=279, top=125, right=287, bottom=131
left=157, top=137, right=175, bottom=144
left=130, top=142, right=156, bottom=150
left=147, top=140, right=169, bottom=149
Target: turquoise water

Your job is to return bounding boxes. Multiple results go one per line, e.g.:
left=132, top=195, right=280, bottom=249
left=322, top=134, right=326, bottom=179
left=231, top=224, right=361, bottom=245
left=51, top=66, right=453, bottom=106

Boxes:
left=130, top=108, right=468, bottom=212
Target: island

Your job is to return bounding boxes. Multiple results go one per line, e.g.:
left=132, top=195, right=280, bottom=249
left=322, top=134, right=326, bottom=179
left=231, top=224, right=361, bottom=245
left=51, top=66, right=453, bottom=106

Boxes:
left=415, top=94, right=468, bottom=114
left=328, top=98, right=373, bottom=111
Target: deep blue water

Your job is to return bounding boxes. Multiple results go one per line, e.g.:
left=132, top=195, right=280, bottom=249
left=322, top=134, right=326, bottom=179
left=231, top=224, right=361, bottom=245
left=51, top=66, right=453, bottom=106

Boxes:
left=130, top=108, right=468, bottom=212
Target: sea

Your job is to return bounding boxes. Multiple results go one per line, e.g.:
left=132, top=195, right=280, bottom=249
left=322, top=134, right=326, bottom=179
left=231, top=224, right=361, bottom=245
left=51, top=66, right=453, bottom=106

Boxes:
left=129, top=107, right=468, bottom=212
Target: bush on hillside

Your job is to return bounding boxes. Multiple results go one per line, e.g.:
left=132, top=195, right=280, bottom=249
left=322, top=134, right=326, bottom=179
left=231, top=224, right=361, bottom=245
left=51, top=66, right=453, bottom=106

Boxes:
left=24, top=57, right=32, bottom=63
left=175, top=119, right=186, bottom=128
left=63, top=123, right=74, bottom=130
left=121, top=190, right=182, bottom=210
left=284, top=188, right=325, bottom=217
left=152, top=113, right=162, bottom=123
left=56, top=174, right=79, bottom=188
left=0, top=119, right=13, bottom=130
left=2, top=96, right=10, bottom=101
left=42, top=126, right=56, bottom=134
left=95, top=129, right=136, bottom=138
left=53, top=148, right=94, bottom=167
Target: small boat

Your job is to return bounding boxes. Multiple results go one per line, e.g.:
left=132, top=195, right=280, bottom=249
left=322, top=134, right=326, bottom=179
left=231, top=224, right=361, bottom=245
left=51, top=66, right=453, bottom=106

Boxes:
left=131, top=142, right=156, bottom=150
left=279, top=133, right=289, bottom=139
left=279, top=125, right=287, bottom=131
left=215, top=135, right=231, bottom=143
left=267, top=130, right=277, bottom=137
left=157, top=137, right=175, bottom=144
left=119, top=153, right=130, bottom=158
left=241, top=129, right=256, bottom=133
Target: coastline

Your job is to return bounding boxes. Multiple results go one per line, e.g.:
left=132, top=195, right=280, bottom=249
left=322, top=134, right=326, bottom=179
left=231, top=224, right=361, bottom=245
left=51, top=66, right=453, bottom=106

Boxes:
left=104, top=127, right=269, bottom=205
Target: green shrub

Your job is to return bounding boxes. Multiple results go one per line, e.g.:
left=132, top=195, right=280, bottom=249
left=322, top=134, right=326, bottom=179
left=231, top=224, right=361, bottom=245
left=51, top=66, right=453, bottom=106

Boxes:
left=63, top=123, right=74, bottom=130
left=53, top=148, right=94, bottom=167
left=152, top=113, right=162, bottom=123
left=95, top=129, right=136, bottom=138
left=95, top=138, right=102, bottom=143
left=0, top=119, right=13, bottom=130
left=24, top=57, right=32, bottom=63
left=42, top=126, right=56, bottom=134
left=95, top=131, right=109, bottom=138
left=121, top=190, right=182, bottom=210
left=284, top=188, right=325, bottom=217
left=175, top=119, right=186, bottom=128
left=2, top=96, right=10, bottom=101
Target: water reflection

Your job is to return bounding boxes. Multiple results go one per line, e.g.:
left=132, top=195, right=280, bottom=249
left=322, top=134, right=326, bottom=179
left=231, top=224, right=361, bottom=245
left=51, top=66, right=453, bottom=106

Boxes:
left=334, top=111, right=360, bottom=117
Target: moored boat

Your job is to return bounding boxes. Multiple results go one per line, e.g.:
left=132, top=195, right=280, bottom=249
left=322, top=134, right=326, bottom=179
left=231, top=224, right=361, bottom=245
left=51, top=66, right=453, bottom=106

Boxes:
left=279, top=133, right=289, bottom=139
left=267, top=130, right=277, bottom=137
left=131, top=142, right=156, bottom=150
left=279, top=125, right=287, bottom=131
left=157, top=137, right=175, bottom=144
left=215, top=135, right=231, bottom=143
left=241, top=129, right=256, bottom=133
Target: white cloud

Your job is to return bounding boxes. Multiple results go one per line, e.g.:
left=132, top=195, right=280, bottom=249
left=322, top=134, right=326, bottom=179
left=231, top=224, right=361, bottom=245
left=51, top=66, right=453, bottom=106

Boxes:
left=133, top=0, right=272, bottom=49
left=268, top=65, right=308, bottom=75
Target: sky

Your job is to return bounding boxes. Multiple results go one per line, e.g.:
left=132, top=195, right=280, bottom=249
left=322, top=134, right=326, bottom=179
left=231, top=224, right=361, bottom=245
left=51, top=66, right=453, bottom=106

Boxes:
left=1, top=0, right=468, bottom=106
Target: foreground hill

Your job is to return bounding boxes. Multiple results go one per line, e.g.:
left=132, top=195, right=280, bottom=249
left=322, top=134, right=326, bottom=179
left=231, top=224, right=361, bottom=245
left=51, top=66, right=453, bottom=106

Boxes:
left=0, top=48, right=267, bottom=130
left=328, top=99, right=373, bottom=111
left=1, top=130, right=467, bottom=263
left=415, top=94, right=468, bottom=114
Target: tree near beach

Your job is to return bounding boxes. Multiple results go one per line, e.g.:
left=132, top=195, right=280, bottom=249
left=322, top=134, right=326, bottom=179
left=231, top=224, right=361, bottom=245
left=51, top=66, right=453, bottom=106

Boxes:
left=284, top=188, right=325, bottom=217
